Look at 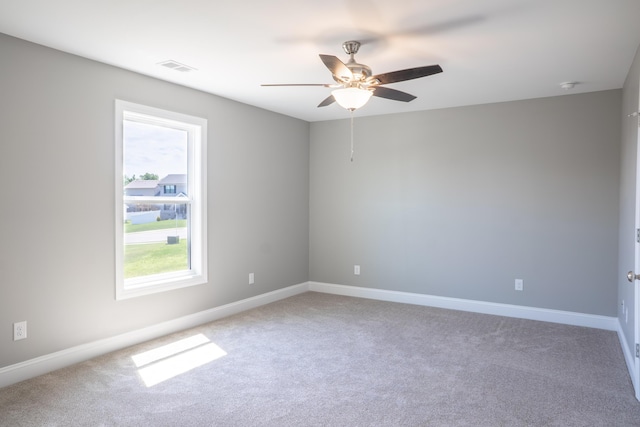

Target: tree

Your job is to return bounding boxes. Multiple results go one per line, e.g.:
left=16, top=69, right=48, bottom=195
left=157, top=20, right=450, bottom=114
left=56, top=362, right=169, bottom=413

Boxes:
left=139, top=172, right=159, bottom=180
left=123, top=174, right=136, bottom=186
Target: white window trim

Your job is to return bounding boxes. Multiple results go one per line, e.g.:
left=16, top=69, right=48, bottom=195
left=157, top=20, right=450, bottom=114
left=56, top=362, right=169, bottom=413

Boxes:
left=115, top=100, right=207, bottom=300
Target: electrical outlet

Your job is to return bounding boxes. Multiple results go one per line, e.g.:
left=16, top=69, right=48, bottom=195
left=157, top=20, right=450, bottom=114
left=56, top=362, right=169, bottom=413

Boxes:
left=14, top=321, right=27, bottom=341
left=354, top=265, right=360, bottom=275
left=249, top=273, right=255, bottom=285
left=515, top=279, right=524, bottom=291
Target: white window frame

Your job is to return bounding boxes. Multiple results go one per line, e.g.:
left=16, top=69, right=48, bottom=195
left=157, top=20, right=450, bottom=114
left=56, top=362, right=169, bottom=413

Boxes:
left=115, top=100, right=207, bottom=300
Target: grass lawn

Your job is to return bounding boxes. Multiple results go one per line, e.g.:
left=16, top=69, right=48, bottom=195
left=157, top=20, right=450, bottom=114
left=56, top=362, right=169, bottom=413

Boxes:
left=125, top=219, right=187, bottom=233
left=124, top=239, right=188, bottom=278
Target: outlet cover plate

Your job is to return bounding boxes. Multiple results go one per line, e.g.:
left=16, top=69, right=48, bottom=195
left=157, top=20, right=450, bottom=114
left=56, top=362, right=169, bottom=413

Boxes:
left=515, top=279, right=524, bottom=291
left=14, top=321, right=27, bottom=341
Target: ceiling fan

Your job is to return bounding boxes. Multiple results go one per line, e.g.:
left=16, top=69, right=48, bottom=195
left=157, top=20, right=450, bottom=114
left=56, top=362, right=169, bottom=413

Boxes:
left=262, top=40, right=443, bottom=111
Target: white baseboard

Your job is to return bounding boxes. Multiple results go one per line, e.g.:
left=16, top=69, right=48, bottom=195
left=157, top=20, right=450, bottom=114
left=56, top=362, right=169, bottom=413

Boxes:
left=0, top=282, right=309, bottom=389
left=308, top=281, right=619, bottom=331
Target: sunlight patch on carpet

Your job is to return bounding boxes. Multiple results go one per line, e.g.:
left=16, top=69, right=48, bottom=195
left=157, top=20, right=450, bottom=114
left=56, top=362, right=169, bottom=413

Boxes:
left=132, top=334, right=227, bottom=387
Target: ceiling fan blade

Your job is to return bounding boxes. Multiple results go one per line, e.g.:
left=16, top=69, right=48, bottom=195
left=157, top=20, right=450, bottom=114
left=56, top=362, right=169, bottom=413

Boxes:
left=319, top=54, right=353, bottom=81
left=317, top=95, right=335, bottom=108
left=261, top=83, right=333, bottom=87
left=370, top=65, right=442, bottom=85
left=372, top=86, right=416, bottom=102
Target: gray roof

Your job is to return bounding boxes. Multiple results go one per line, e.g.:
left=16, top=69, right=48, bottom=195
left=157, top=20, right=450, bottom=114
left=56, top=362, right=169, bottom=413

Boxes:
left=159, top=174, right=187, bottom=184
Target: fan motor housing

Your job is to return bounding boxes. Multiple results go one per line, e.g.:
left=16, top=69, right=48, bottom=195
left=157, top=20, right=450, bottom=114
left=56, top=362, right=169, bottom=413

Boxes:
left=346, top=62, right=372, bottom=80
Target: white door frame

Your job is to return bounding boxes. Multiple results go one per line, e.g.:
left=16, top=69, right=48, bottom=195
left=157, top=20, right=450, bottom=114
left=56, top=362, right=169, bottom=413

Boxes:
left=634, top=103, right=640, bottom=400
left=635, top=163, right=640, bottom=401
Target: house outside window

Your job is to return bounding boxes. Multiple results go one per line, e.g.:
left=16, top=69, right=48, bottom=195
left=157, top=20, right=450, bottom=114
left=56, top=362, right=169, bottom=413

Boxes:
left=115, top=100, right=207, bottom=300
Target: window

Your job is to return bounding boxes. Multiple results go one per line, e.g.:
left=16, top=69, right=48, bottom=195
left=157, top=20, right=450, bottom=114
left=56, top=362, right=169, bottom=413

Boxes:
left=115, top=100, right=207, bottom=300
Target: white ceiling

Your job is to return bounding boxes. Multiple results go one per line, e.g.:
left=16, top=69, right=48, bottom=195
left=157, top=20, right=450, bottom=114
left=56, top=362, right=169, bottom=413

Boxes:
left=1, top=0, right=640, bottom=122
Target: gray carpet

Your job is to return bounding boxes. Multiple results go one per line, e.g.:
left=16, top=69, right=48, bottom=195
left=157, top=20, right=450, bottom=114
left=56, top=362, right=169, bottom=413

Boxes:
left=1, top=292, right=640, bottom=426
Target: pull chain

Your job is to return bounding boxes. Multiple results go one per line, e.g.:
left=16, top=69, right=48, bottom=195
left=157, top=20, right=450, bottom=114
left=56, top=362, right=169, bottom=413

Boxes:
left=350, top=109, right=354, bottom=162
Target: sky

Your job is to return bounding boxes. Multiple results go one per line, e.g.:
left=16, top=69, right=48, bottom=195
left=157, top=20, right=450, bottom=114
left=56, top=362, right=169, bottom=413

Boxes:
left=123, top=120, right=187, bottom=180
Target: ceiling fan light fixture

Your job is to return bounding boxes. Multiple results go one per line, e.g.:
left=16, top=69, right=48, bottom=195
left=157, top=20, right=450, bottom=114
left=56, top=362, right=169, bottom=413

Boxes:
left=332, top=87, right=373, bottom=111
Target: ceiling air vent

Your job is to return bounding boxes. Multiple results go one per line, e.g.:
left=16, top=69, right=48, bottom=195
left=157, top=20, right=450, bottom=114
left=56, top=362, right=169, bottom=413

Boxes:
left=158, top=60, right=197, bottom=73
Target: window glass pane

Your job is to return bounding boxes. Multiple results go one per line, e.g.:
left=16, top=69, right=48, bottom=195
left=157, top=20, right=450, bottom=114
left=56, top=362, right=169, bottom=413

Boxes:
left=123, top=120, right=188, bottom=194
left=122, top=120, right=189, bottom=281
left=124, top=202, right=189, bottom=279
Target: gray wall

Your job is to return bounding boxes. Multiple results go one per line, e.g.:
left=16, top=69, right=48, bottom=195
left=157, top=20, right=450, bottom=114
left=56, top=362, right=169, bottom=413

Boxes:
left=310, top=91, right=621, bottom=316
left=0, top=34, right=310, bottom=368
left=619, top=44, right=640, bottom=355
